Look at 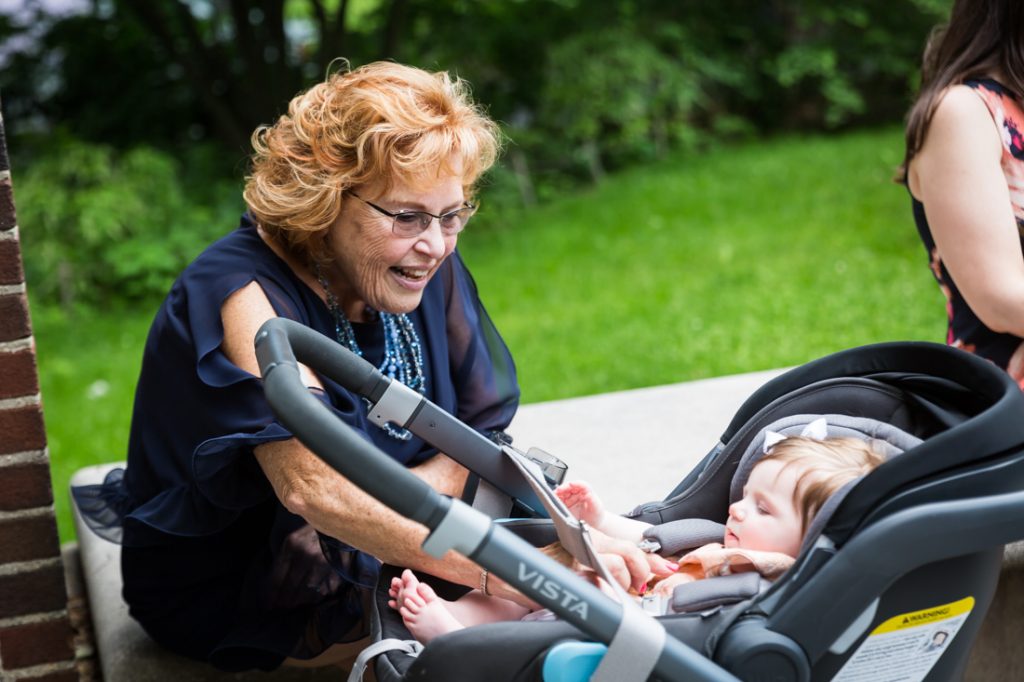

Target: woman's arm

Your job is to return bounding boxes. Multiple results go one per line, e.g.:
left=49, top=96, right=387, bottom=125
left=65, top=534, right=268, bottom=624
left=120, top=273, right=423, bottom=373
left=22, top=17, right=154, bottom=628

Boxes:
left=222, top=282, right=484, bottom=586
left=223, top=281, right=670, bottom=603
left=222, top=282, right=665, bottom=602
left=910, top=85, right=1024, bottom=336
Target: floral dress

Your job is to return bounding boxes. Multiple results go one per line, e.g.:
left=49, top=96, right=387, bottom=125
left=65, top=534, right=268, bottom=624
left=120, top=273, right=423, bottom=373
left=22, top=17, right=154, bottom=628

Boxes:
left=911, top=78, right=1024, bottom=388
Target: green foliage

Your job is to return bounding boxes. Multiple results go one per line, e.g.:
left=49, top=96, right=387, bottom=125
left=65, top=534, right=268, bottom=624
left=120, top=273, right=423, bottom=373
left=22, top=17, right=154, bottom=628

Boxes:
left=34, top=304, right=150, bottom=543
left=461, top=127, right=940, bottom=402
left=754, top=1, right=948, bottom=130
left=537, top=29, right=700, bottom=177
left=17, top=138, right=242, bottom=306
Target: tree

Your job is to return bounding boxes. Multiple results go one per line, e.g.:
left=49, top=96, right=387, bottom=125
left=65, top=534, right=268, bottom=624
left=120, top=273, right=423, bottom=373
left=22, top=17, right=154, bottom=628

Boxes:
left=0, top=0, right=412, bottom=155
left=115, top=0, right=415, bottom=152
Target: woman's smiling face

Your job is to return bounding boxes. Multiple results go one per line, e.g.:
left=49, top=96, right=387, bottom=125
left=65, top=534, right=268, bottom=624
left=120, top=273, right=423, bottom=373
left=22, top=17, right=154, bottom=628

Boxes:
left=724, top=458, right=808, bottom=557
left=325, top=174, right=464, bottom=320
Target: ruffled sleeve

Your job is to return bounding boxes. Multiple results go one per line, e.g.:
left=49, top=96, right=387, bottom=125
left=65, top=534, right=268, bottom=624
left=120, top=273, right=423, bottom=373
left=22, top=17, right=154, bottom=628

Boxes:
left=85, top=224, right=519, bottom=546
left=117, top=224, right=367, bottom=542
left=442, top=250, right=520, bottom=435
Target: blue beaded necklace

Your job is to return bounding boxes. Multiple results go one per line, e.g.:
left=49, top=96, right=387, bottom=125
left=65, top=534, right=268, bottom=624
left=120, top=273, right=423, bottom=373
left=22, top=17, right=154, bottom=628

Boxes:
left=315, top=265, right=425, bottom=440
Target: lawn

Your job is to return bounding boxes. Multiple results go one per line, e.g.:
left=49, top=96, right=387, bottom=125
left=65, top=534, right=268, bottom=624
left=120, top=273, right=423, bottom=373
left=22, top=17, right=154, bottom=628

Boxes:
left=460, top=126, right=942, bottom=399
left=31, top=126, right=945, bottom=541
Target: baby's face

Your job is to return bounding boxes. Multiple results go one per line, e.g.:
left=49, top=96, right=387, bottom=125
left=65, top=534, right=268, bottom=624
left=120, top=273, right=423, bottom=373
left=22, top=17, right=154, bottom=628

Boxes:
left=725, top=459, right=806, bottom=557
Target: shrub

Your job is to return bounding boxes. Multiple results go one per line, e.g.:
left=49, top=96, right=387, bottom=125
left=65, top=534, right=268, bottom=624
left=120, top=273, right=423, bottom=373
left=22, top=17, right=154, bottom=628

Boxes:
left=17, top=138, right=242, bottom=307
left=536, top=29, right=701, bottom=182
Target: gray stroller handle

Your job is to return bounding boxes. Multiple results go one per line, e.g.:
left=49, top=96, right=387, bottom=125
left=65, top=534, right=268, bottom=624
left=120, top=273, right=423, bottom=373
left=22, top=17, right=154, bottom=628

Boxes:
left=255, top=317, right=552, bottom=516
left=255, top=317, right=742, bottom=682
left=255, top=319, right=441, bottom=525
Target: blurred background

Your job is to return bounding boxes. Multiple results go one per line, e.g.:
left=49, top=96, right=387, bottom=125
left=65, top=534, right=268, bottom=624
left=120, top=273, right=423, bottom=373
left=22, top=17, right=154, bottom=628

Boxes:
left=0, top=0, right=952, bottom=538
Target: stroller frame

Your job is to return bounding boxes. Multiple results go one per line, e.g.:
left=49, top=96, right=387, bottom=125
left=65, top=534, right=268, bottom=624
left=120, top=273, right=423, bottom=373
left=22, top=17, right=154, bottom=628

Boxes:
left=256, top=318, right=1024, bottom=681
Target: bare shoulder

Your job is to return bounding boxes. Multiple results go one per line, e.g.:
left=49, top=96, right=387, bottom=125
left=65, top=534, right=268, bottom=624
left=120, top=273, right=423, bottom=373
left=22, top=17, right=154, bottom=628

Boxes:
left=912, top=84, right=1002, bottom=191
left=221, top=281, right=277, bottom=375
left=931, top=84, right=997, bottom=131
left=221, top=281, right=323, bottom=387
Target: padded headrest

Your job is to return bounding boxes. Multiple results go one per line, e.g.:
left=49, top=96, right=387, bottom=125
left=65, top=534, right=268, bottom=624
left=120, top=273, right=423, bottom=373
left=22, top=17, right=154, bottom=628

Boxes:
left=729, top=413, right=922, bottom=503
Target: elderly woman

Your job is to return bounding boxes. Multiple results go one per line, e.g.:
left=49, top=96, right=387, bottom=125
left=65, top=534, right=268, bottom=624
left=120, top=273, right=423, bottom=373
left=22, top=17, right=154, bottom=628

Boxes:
left=90, top=61, right=666, bottom=672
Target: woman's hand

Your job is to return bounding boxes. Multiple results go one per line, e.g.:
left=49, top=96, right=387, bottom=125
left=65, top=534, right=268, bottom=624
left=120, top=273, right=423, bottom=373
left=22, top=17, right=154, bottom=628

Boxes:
left=587, top=527, right=677, bottom=593
left=649, top=571, right=696, bottom=599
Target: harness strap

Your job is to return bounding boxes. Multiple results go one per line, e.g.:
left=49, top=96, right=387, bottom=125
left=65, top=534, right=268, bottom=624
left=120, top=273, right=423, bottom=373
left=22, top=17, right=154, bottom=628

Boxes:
left=642, top=518, right=727, bottom=555
left=345, top=638, right=423, bottom=682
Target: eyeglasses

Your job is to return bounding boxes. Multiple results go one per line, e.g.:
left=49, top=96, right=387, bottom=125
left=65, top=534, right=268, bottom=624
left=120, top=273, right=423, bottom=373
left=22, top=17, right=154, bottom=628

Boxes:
left=347, top=191, right=477, bottom=238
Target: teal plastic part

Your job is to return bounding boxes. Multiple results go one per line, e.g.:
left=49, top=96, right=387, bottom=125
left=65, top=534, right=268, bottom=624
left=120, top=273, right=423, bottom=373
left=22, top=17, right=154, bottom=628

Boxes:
left=542, top=641, right=608, bottom=682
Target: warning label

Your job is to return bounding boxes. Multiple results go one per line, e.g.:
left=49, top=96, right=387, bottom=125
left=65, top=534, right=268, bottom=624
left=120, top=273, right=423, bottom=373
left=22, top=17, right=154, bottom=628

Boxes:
left=831, top=597, right=974, bottom=682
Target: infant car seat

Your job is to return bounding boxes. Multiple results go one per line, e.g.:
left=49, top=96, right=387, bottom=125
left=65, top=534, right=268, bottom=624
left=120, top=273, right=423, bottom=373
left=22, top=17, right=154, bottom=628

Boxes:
left=256, top=319, right=1024, bottom=682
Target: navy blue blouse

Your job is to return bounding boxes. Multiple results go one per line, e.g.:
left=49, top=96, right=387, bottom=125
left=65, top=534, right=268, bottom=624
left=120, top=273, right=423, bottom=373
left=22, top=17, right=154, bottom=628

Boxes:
left=77, top=215, right=518, bottom=670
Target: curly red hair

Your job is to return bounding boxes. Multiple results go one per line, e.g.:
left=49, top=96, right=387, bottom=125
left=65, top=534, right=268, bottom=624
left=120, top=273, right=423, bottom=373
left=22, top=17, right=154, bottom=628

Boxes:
left=243, top=61, right=502, bottom=263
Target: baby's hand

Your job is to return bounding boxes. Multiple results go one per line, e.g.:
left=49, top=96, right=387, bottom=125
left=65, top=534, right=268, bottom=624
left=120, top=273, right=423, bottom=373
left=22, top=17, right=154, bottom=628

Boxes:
left=555, top=480, right=605, bottom=528
left=650, top=571, right=696, bottom=599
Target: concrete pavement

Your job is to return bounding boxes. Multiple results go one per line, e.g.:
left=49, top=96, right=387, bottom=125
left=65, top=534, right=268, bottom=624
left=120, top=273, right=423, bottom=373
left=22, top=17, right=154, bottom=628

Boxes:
left=507, top=367, right=787, bottom=514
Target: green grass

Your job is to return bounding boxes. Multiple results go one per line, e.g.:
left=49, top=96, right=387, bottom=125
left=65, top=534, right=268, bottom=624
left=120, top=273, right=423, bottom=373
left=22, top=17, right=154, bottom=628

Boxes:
left=33, top=126, right=945, bottom=541
left=461, top=127, right=943, bottom=401
left=32, top=305, right=151, bottom=542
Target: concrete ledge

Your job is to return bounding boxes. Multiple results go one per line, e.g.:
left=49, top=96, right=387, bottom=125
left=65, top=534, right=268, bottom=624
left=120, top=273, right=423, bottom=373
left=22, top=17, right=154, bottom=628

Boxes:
left=507, top=367, right=788, bottom=513
left=70, top=464, right=336, bottom=681
left=965, top=542, right=1024, bottom=680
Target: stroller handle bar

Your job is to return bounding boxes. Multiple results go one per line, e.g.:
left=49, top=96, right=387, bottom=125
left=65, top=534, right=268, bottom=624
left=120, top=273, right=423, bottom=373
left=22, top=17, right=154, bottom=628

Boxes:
left=255, top=319, right=441, bottom=526
left=255, top=318, right=741, bottom=682
left=256, top=317, right=553, bottom=516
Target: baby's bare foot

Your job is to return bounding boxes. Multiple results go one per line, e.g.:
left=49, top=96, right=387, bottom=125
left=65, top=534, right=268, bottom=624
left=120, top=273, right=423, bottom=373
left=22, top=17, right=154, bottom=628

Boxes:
left=388, top=569, right=421, bottom=611
left=399, top=582, right=466, bottom=643
left=387, top=576, right=404, bottom=611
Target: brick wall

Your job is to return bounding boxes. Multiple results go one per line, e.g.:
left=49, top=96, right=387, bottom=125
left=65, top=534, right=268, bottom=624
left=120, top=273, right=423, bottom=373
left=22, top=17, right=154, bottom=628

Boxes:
left=0, top=109, right=78, bottom=680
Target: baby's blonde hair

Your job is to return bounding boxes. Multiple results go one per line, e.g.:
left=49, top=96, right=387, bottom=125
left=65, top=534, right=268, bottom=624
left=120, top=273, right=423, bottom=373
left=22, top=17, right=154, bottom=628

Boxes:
left=760, top=436, right=885, bottom=535
left=244, top=61, right=502, bottom=264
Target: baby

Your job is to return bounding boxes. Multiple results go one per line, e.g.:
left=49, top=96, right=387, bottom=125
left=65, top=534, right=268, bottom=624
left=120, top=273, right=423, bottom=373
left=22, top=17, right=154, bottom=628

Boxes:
left=390, top=432, right=885, bottom=643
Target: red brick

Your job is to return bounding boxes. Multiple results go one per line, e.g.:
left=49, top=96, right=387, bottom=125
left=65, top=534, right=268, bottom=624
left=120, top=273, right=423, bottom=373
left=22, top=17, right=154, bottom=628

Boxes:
left=0, top=238, right=23, bottom=285
left=0, top=406, right=46, bottom=456
left=0, top=349, right=39, bottom=399
left=0, top=617, right=74, bottom=669
left=0, top=563, right=67, bottom=618
left=0, top=177, right=15, bottom=231
left=0, top=463, right=53, bottom=510
left=0, top=514, right=59, bottom=564
left=0, top=120, right=9, bottom=173
left=0, top=293, right=30, bottom=341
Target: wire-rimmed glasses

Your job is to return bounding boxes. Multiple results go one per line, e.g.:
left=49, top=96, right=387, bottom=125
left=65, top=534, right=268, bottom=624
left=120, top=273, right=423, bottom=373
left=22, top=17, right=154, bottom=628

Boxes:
left=348, top=191, right=477, bottom=238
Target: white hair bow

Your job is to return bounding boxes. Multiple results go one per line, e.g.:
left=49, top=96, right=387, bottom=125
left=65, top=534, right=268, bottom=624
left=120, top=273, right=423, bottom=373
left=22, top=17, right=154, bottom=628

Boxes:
left=762, top=417, right=829, bottom=453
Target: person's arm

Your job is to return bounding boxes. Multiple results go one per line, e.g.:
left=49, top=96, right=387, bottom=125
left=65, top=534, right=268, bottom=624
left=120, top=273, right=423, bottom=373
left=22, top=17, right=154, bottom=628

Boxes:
left=910, top=85, right=1024, bottom=336
left=222, top=282, right=485, bottom=589
left=222, top=282, right=664, bottom=602
left=556, top=480, right=652, bottom=544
